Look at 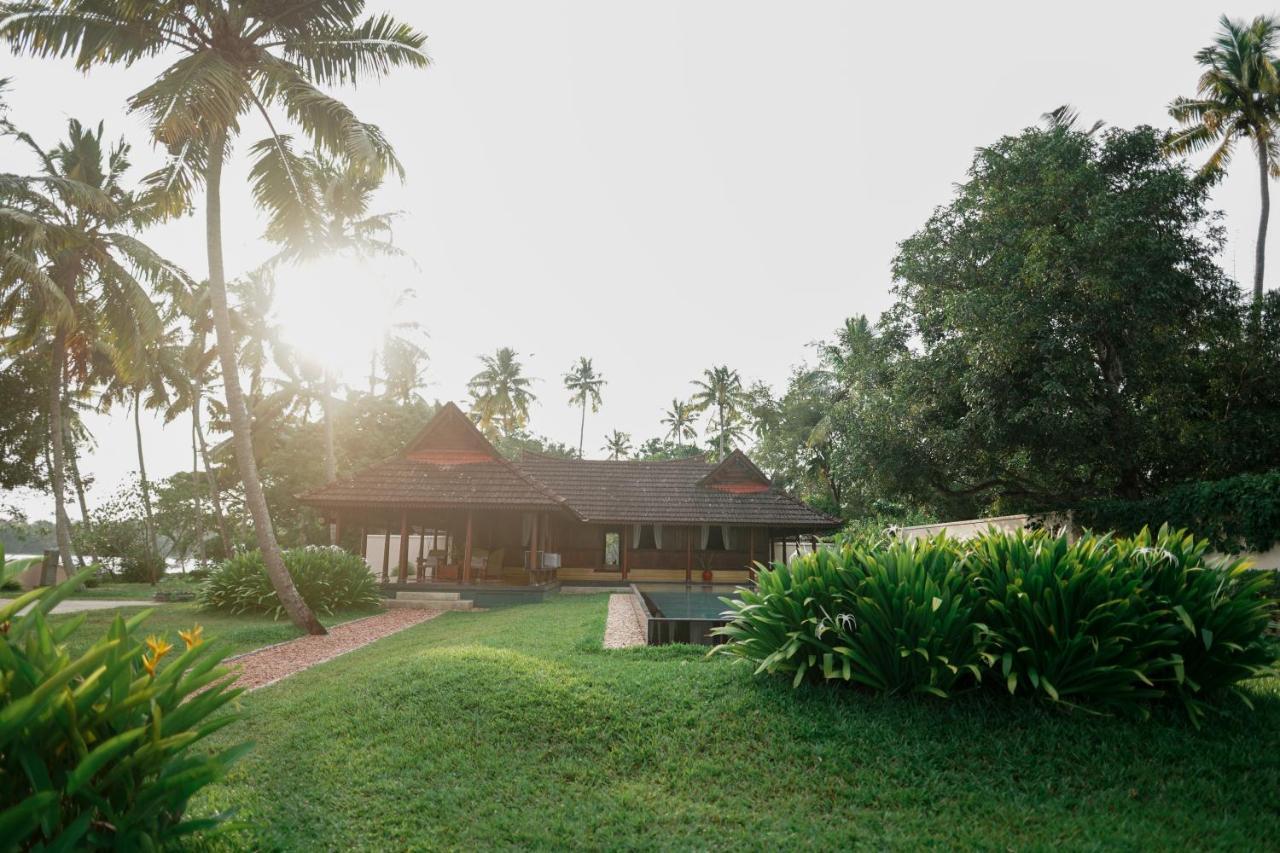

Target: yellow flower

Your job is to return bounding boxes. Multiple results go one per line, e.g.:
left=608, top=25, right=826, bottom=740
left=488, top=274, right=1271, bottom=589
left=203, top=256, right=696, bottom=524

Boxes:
left=144, top=635, right=174, bottom=659
left=142, top=653, right=159, bottom=678
left=178, top=625, right=204, bottom=650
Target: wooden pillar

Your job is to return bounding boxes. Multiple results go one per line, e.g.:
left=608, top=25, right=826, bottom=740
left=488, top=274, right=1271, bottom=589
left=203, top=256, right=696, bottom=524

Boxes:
left=620, top=525, right=629, bottom=581
left=398, top=511, right=409, bottom=584
left=333, top=511, right=344, bottom=551
left=529, top=511, right=540, bottom=582
left=686, top=526, right=693, bottom=584
left=359, top=524, right=367, bottom=561
left=381, top=518, right=391, bottom=583
left=462, top=511, right=474, bottom=585
left=748, top=526, right=755, bottom=566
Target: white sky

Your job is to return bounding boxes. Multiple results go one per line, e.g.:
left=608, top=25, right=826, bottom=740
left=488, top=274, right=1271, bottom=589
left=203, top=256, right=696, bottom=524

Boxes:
left=3, top=1, right=1276, bottom=520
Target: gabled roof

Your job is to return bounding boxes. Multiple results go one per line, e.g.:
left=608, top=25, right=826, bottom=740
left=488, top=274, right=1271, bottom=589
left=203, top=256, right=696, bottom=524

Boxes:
left=299, top=403, right=840, bottom=529
left=297, top=403, right=568, bottom=512
left=516, top=452, right=840, bottom=528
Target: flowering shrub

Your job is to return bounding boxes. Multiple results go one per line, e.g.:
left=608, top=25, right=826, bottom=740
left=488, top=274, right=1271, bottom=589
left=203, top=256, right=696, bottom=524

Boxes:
left=0, top=565, right=246, bottom=848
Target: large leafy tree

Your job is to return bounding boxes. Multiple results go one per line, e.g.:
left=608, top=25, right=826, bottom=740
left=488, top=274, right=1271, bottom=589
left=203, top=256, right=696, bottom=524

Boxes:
left=854, top=122, right=1265, bottom=515
left=0, top=116, right=181, bottom=576
left=2, top=1, right=429, bottom=633
left=1169, top=14, right=1280, bottom=302
left=690, top=365, right=747, bottom=461
left=468, top=347, right=535, bottom=437
left=563, top=356, right=605, bottom=458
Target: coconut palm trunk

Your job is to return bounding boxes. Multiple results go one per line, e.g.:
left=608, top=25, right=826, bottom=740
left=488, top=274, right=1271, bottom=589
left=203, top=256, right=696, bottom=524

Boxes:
left=578, top=400, right=587, bottom=458
left=132, top=391, right=159, bottom=582
left=205, top=129, right=324, bottom=635
left=46, top=329, right=75, bottom=576
left=66, top=431, right=91, bottom=533
left=323, top=369, right=337, bottom=545
left=1257, top=143, right=1271, bottom=302
left=192, top=386, right=233, bottom=556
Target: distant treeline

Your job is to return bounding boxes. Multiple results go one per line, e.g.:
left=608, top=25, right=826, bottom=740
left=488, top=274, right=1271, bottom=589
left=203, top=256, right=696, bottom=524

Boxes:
left=0, top=518, right=56, bottom=556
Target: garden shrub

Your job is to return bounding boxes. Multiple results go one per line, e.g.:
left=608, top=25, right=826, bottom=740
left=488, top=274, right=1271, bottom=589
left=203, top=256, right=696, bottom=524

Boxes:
left=200, top=546, right=380, bottom=617
left=715, top=535, right=983, bottom=696
left=0, top=564, right=246, bottom=849
left=715, top=526, right=1277, bottom=721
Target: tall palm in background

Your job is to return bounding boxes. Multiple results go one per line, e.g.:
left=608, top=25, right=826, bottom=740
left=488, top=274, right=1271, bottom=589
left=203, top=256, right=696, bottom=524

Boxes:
left=660, top=399, right=697, bottom=447
left=602, top=430, right=632, bottom=460
left=382, top=337, right=429, bottom=405
left=1169, top=14, right=1280, bottom=302
left=690, top=365, right=748, bottom=460
left=3, top=0, right=429, bottom=634
left=0, top=116, right=180, bottom=576
left=563, top=356, right=605, bottom=458
left=230, top=268, right=283, bottom=412
left=468, top=347, right=536, bottom=437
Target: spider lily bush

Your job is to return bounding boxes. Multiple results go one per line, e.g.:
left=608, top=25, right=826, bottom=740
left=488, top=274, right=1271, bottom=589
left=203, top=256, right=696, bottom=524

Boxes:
left=713, top=526, right=1277, bottom=723
left=0, top=561, right=247, bottom=849
left=200, top=546, right=380, bottom=617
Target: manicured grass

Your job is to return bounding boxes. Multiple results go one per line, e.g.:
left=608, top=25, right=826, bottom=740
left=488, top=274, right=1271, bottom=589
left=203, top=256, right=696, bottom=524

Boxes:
left=192, top=594, right=1280, bottom=850
left=50, top=603, right=375, bottom=660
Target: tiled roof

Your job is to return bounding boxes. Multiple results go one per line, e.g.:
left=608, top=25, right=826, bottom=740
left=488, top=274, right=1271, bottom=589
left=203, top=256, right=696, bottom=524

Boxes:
left=515, top=454, right=840, bottom=528
left=297, top=456, right=565, bottom=510
left=299, top=403, right=840, bottom=529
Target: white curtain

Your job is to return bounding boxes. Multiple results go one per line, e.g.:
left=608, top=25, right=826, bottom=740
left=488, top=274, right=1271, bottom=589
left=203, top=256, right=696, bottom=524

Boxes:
left=654, top=524, right=663, bottom=550
left=721, top=525, right=732, bottom=551
left=700, top=524, right=710, bottom=550
left=521, top=514, right=532, bottom=546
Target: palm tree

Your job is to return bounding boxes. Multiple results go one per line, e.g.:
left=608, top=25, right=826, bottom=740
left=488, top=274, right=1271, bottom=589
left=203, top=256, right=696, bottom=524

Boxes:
left=690, top=366, right=748, bottom=460
left=563, top=357, right=605, bottom=458
left=230, top=268, right=283, bottom=412
left=0, top=117, right=180, bottom=577
left=382, top=337, right=429, bottom=405
left=1169, top=14, right=1280, bottom=302
left=660, top=399, right=697, bottom=446
left=602, top=430, right=632, bottom=460
left=468, top=347, right=536, bottom=437
left=3, top=1, right=429, bottom=634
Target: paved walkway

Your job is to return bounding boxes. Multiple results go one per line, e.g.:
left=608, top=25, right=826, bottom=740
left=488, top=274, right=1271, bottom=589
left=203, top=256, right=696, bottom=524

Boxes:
left=603, top=593, right=646, bottom=648
left=227, top=608, right=442, bottom=692
left=1, top=598, right=156, bottom=614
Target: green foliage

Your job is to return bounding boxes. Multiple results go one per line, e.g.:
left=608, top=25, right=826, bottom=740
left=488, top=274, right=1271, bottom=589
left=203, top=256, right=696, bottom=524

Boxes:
left=1079, top=470, right=1280, bottom=552
left=716, top=535, right=983, bottom=697
left=81, top=482, right=166, bottom=582
left=715, top=527, right=1277, bottom=721
left=200, top=546, right=380, bottom=617
left=0, top=563, right=246, bottom=849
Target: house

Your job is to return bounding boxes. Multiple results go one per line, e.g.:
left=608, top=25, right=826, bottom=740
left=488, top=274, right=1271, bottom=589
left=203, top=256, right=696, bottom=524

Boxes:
left=297, top=403, right=839, bottom=592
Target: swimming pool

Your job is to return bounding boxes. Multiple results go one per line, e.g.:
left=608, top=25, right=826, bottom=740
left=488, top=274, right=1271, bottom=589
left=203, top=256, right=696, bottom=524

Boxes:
left=631, top=583, right=742, bottom=645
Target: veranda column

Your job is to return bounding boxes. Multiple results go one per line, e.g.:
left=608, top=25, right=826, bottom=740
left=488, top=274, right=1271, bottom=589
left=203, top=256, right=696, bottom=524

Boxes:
left=620, top=525, right=628, bottom=581
left=399, top=511, right=410, bottom=584
left=333, top=511, right=344, bottom=551
left=529, top=511, right=540, bottom=583
left=462, top=511, right=474, bottom=585
left=381, top=517, right=391, bottom=583
left=686, top=526, right=693, bottom=584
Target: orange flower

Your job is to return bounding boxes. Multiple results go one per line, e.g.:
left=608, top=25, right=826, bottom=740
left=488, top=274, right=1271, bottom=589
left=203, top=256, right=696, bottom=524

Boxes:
left=144, top=635, right=174, bottom=659
left=142, top=634, right=174, bottom=677
left=178, top=625, right=204, bottom=650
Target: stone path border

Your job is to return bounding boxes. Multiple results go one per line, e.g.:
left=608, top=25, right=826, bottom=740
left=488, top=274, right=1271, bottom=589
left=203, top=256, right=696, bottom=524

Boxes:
left=603, top=593, right=646, bottom=649
left=227, top=608, right=442, bottom=692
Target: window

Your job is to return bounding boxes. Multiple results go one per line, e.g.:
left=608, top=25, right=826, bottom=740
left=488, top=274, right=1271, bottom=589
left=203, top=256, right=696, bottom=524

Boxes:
left=705, top=525, right=726, bottom=551
left=637, top=525, right=657, bottom=549
left=603, top=530, right=621, bottom=568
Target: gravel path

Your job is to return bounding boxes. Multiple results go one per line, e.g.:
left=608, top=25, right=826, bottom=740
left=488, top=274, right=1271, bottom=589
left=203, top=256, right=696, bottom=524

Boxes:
left=603, top=593, right=646, bottom=649
left=228, top=609, right=441, bottom=692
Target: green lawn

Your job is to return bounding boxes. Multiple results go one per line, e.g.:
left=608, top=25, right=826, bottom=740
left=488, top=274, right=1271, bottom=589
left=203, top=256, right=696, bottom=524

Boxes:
left=50, top=603, right=375, bottom=660
left=191, top=594, right=1280, bottom=850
